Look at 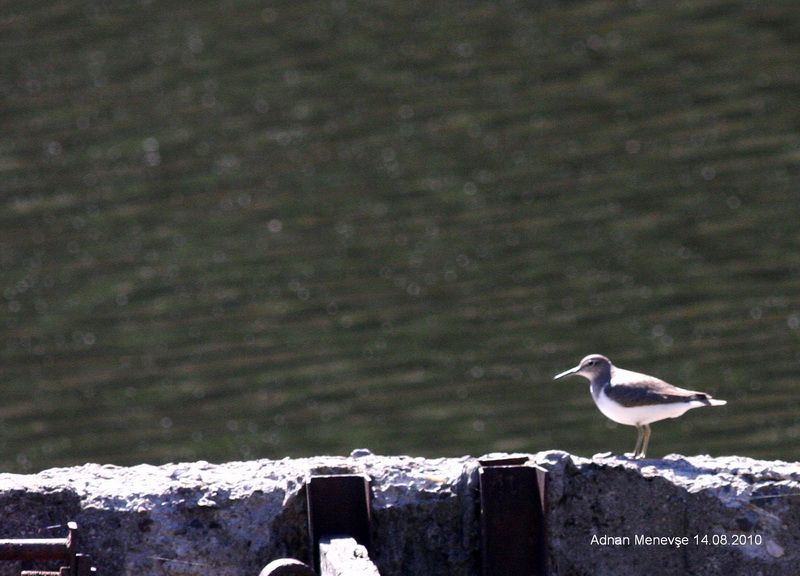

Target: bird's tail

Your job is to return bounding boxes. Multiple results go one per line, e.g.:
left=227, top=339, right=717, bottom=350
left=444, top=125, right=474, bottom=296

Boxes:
left=692, top=393, right=726, bottom=406
left=706, top=398, right=727, bottom=406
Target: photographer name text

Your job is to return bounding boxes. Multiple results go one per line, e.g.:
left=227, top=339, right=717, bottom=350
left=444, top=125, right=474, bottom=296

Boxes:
left=591, top=533, right=762, bottom=548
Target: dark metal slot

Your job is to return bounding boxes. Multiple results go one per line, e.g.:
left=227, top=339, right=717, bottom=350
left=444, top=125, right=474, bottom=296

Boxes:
left=479, top=457, right=547, bottom=576
left=306, top=474, right=376, bottom=575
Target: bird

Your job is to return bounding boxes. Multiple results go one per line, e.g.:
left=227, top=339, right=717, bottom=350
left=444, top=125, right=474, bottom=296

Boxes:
left=553, top=354, right=726, bottom=459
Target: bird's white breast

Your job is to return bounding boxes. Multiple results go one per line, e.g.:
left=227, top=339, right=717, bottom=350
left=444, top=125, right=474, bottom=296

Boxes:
left=594, top=387, right=702, bottom=426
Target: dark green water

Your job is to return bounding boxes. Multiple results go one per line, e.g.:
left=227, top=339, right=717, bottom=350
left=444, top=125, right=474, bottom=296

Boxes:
left=1, top=1, right=799, bottom=472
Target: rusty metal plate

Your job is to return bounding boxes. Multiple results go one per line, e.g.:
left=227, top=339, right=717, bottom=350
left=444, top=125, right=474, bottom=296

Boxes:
left=307, top=474, right=372, bottom=571
left=479, top=464, right=546, bottom=576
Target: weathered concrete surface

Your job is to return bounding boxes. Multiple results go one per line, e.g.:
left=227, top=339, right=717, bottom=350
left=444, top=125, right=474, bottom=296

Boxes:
left=0, top=450, right=797, bottom=576
left=320, top=537, right=380, bottom=576
left=539, top=451, right=800, bottom=576
left=0, top=452, right=478, bottom=576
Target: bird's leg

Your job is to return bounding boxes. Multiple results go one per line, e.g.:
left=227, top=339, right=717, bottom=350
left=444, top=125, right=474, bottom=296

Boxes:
left=638, top=424, right=651, bottom=459
left=630, top=425, right=643, bottom=458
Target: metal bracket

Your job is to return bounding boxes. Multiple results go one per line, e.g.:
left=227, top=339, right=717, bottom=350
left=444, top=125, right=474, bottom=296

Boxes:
left=479, top=456, right=547, bottom=576
left=258, top=558, right=315, bottom=576
left=306, top=474, right=373, bottom=573
left=0, top=522, right=97, bottom=576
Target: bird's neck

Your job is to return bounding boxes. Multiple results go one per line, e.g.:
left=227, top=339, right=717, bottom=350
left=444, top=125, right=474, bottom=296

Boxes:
left=589, top=368, right=613, bottom=401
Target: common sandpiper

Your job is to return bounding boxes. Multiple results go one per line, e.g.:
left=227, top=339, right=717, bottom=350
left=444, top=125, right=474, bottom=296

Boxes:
left=553, top=354, right=727, bottom=459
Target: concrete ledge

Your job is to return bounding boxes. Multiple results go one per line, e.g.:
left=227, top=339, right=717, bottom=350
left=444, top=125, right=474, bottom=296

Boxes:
left=0, top=451, right=797, bottom=576
left=542, top=452, right=799, bottom=575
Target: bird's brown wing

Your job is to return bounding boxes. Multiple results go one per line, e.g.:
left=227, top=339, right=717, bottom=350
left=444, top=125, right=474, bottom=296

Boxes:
left=607, top=368, right=712, bottom=408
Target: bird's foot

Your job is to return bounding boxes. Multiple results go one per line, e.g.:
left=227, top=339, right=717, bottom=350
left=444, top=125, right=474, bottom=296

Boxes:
left=625, top=452, right=646, bottom=460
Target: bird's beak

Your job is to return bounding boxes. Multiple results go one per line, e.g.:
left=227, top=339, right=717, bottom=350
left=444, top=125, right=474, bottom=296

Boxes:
left=553, top=365, right=581, bottom=380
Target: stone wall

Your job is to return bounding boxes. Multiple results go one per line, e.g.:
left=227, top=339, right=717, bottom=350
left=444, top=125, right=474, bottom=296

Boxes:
left=0, top=451, right=797, bottom=576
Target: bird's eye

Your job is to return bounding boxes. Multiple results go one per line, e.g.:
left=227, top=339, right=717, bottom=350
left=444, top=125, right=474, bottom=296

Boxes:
left=587, top=360, right=595, bottom=366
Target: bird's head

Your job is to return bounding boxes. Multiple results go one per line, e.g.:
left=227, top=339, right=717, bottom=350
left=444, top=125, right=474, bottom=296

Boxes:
left=553, top=354, right=612, bottom=381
